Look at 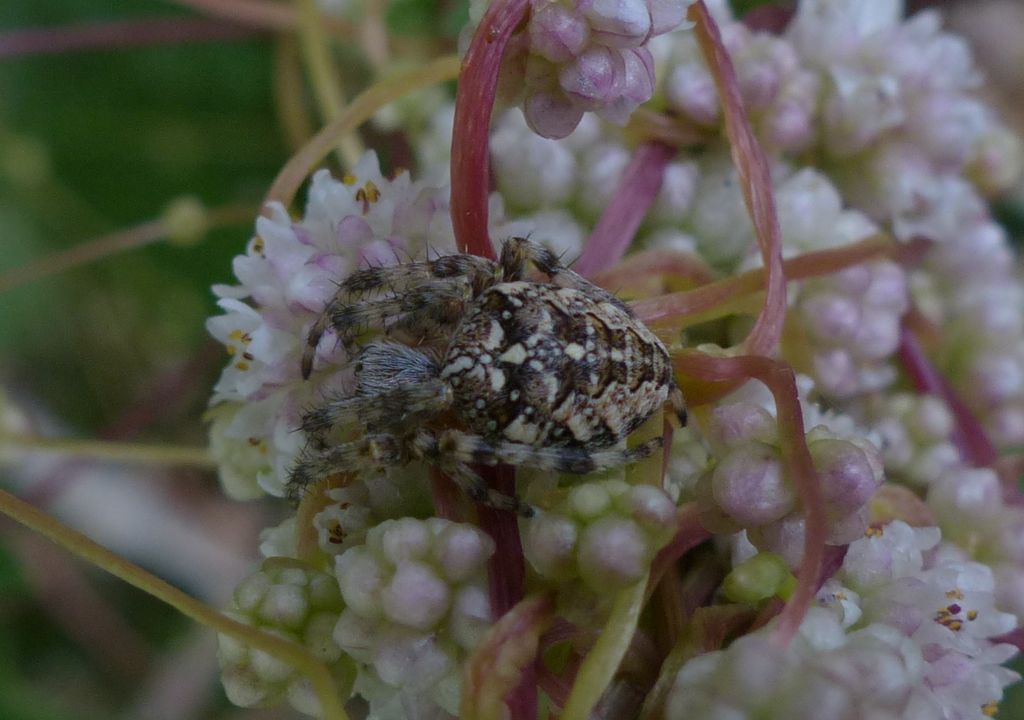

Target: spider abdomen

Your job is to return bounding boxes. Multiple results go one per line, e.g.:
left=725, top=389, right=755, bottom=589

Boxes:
left=441, top=281, right=672, bottom=449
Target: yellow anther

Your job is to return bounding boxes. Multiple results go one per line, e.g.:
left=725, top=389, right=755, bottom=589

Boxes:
left=363, top=180, right=380, bottom=201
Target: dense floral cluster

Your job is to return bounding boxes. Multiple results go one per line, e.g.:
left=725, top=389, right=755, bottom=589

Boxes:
left=466, top=0, right=697, bottom=138
left=206, top=0, right=1024, bottom=717
left=692, top=385, right=883, bottom=568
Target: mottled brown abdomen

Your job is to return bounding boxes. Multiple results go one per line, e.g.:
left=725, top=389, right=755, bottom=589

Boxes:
left=440, top=281, right=671, bottom=448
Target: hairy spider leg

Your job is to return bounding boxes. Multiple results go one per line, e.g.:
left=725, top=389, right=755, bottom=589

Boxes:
left=288, top=428, right=533, bottom=515
left=439, top=461, right=535, bottom=517
left=301, top=253, right=501, bottom=378
left=287, top=432, right=410, bottom=501
left=300, top=379, right=452, bottom=441
left=304, top=281, right=465, bottom=377
left=438, top=429, right=664, bottom=475
left=667, top=384, right=688, bottom=427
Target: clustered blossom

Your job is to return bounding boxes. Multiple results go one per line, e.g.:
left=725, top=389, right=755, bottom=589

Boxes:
left=524, top=478, right=677, bottom=591
left=920, top=207, right=1024, bottom=448
left=333, top=518, right=494, bottom=717
left=205, top=0, right=1024, bottom=717
left=218, top=560, right=351, bottom=716
left=470, top=0, right=696, bottom=138
left=670, top=523, right=1019, bottom=719
left=206, top=154, right=458, bottom=498
left=868, top=393, right=961, bottom=489
left=688, top=384, right=883, bottom=568
left=661, top=16, right=818, bottom=153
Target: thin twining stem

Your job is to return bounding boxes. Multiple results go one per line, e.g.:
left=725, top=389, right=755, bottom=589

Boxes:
left=168, top=0, right=353, bottom=37
left=264, top=55, right=461, bottom=209
left=0, top=204, right=256, bottom=294
left=449, top=0, right=530, bottom=259
left=296, top=0, right=363, bottom=167
left=0, top=488, right=350, bottom=720
left=0, top=17, right=259, bottom=58
left=631, top=234, right=892, bottom=332
left=2, top=435, right=215, bottom=468
left=575, top=141, right=676, bottom=278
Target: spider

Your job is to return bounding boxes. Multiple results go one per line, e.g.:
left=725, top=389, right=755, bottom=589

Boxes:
left=291, top=237, right=686, bottom=516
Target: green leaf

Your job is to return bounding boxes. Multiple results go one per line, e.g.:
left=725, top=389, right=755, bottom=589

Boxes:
left=0, top=542, right=27, bottom=597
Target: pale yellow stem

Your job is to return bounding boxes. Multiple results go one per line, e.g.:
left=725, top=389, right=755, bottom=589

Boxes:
left=274, top=36, right=318, bottom=152
left=0, top=488, right=349, bottom=720
left=167, top=0, right=354, bottom=38
left=3, top=436, right=215, bottom=468
left=264, top=54, right=461, bottom=209
left=0, top=204, right=256, bottom=294
left=359, top=0, right=391, bottom=68
left=295, top=0, right=362, bottom=167
left=559, top=575, right=650, bottom=720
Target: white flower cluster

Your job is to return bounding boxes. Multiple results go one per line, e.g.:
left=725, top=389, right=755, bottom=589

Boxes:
left=689, top=384, right=883, bottom=568
left=661, top=10, right=818, bottom=153
left=218, top=518, right=495, bottom=720
left=468, top=0, right=696, bottom=138
left=670, top=522, right=1019, bottom=719
left=205, top=0, right=1024, bottom=716
left=334, top=517, right=494, bottom=718
left=869, top=393, right=961, bottom=489
left=206, top=154, right=457, bottom=498
left=524, top=478, right=677, bottom=590
left=218, top=560, right=350, bottom=716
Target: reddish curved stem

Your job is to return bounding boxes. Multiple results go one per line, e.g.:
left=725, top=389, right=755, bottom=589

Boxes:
left=450, top=0, right=530, bottom=259
left=0, top=17, right=260, bottom=57
left=645, top=503, right=711, bottom=601
left=673, top=352, right=825, bottom=647
left=450, top=5, right=536, bottom=713
left=575, top=142, right=675, bottom=277
left=689, top=1, right=786, bottom=357
left=897, top=327, right=998, bottom=467
left=476, top=465, right=534, bottom=718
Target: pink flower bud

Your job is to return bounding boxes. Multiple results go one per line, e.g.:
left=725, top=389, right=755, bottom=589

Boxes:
left=712, top=442, right=795, bottom=526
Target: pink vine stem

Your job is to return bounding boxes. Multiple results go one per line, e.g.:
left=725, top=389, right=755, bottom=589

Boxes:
left=673, top=352, right=825, bottom=648
left=575, top=141, right=675, bottom=277
left=449, top=0, right=530, bottom=259
left=646, top=503, right=711, bottom=599
left=476, top=464, right=535, bottom=720
left=897, top=326, right=998, bottom=467
left=689, top=0, right=785, bottom=358
left=0, top=17, right=260, bottom=58
left=449, top=1, right=536, bottom=716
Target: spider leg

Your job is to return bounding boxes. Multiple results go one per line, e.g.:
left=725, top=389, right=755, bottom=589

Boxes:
left=287, top=433, right=408, bottom=501
left=666, top=383, right=688, bottom=428
left=438, top=429, right=664, bottom=475
left=441, top=462, right=535, bottom=517
left=499, top=237, right=629, bottom=311
left=303, top=281, right=465, bottom=377
left=334, top=253, right=498, bottom=299
left=301, top=378, right=451, bottom=441
left=302, top=254, right=500, bottom=378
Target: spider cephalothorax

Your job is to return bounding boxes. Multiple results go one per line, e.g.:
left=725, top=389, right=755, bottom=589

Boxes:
left=291, top=238, right=686, bottom=515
